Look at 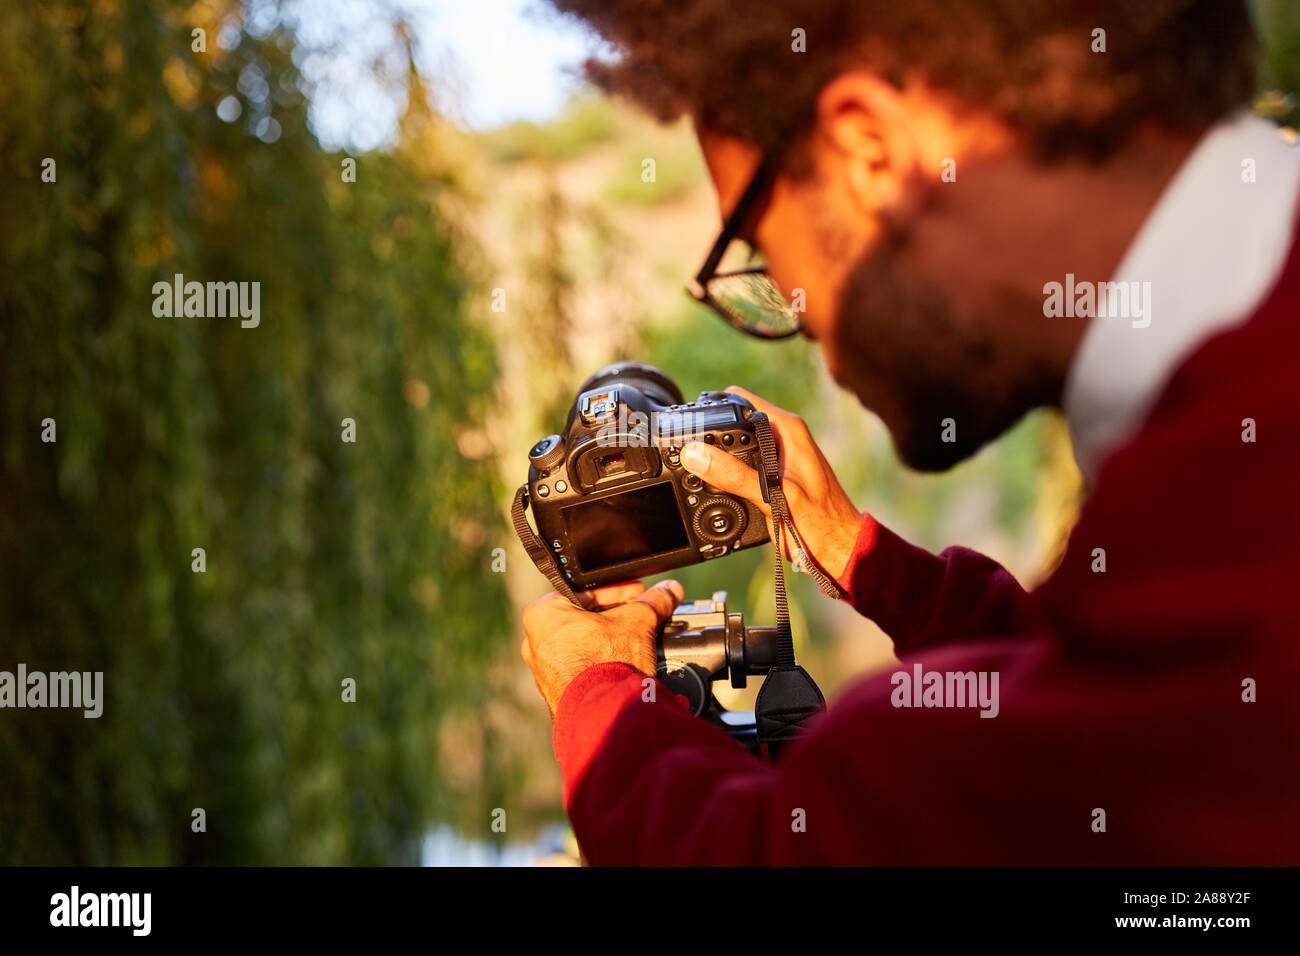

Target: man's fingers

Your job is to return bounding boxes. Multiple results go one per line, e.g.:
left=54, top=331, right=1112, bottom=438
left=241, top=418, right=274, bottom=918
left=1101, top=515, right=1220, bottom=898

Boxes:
left=625, top=579, right=684, bottom=624
left=576, top=580, right=646, bottom=609
left=521, top=589, right=585, bottom=632
left=526, top=581, right=650, bottom=626
left=726, top=385, right=813, bottom=447
left=679, top=441, right=770, bottom=513
left=724, top=385, right=790, bottom=420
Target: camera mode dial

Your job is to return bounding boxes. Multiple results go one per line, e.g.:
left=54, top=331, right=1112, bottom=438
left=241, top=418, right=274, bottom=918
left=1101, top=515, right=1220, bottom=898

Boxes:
left=528, top=434, right=565, bottom=473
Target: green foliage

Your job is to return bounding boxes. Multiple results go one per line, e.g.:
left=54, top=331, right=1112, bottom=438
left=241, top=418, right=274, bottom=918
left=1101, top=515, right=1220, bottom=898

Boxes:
left=0, top=1, right=507, bottom=863
left=642, top=301, right=821, bottom=408
left=1254, top=0, right=1300, bottom=128
left=481, top=98, right=617, bottom=163
left=601, top=124, right=708, bottom=206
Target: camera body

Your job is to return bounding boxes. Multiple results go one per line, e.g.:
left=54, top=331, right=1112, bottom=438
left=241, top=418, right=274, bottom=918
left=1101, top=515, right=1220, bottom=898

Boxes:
left=525, top=362, right=769, bottom=591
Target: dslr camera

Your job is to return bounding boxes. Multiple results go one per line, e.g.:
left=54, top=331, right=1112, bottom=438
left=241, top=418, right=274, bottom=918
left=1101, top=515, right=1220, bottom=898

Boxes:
left=514, top=362, right=830, bottom=755
left=523, top=362, right=769, bottom=591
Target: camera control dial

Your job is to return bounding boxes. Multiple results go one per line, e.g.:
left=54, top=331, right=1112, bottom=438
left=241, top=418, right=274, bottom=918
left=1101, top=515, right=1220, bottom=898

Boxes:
left=693, top=497, right=746, bottom=544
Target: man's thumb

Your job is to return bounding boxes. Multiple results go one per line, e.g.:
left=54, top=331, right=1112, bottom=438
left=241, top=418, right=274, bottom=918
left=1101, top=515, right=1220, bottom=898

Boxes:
left=680, top=441, right=766, bottom=506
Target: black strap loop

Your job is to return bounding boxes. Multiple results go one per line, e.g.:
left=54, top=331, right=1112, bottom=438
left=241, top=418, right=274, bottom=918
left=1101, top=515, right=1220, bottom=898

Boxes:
left=511, top=484, right=582, bottom=606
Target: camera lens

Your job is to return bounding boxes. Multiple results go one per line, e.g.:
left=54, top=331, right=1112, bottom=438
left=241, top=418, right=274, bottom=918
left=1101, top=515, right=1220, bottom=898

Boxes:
left=575, top=362, right=684, bottom=407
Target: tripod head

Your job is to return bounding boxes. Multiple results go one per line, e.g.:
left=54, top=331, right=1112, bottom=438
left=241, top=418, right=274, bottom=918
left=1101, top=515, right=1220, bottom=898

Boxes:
left=655, top=591, right=782, bottom=751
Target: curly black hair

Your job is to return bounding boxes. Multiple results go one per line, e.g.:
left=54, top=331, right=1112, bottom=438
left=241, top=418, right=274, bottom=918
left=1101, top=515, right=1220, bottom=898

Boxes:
left=546, top=0, right=1257, bottom=160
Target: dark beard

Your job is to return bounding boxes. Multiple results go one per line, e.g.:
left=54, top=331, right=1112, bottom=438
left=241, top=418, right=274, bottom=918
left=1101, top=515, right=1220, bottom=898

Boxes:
left=829, top=231, right=1060, bottom=472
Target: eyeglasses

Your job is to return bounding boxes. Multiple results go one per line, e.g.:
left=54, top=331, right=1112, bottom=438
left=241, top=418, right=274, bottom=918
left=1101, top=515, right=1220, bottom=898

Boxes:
left=687, top=154, right=803, bottom=340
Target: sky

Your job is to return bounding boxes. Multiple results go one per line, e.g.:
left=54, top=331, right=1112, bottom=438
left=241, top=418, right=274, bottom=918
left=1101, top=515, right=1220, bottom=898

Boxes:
left=414, top=0, right=598, bottom=129
left=280, top=0, right=601, bottom=151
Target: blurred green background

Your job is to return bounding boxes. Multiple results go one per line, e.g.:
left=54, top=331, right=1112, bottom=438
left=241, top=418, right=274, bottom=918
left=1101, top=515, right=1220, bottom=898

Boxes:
left=0, top=0, right=1296, bottom=865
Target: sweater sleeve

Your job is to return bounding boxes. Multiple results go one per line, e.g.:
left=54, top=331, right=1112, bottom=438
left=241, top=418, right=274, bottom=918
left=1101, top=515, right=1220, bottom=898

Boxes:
left=553, top=662, right=903, bottom=865
left=838, top=513, right=1042, bottom=654
left=551, top=518, right=1044, bottom=864
left=552, top=662, right=783, bottom=865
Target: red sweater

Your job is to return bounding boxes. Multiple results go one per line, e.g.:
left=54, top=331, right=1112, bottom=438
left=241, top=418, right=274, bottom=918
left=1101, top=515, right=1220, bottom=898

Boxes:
left=552, top=216, right=1300, bottom=866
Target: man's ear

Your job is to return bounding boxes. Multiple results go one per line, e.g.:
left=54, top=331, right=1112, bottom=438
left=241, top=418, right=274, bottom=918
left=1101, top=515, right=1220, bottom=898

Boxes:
left=814, top=71, right=922, bottom=225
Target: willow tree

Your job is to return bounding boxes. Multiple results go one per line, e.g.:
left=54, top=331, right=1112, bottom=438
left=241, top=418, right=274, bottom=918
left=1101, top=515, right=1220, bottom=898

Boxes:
left=0, top=0, right=507, bottom=864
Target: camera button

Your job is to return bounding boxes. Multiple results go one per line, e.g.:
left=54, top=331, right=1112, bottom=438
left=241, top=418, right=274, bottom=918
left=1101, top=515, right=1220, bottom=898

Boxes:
left=683, top=473, right=703, bottom=492
left=536, top=484, right=549, bottom=498
left=739, top=434, right=751, bottom=445
left=555, top=480, right=568, bottom=493
left=686, top=494, right=698, bottom=507
left=551, top=540, right=562, bottom=550
left=722, top=434, right=734, bottom=446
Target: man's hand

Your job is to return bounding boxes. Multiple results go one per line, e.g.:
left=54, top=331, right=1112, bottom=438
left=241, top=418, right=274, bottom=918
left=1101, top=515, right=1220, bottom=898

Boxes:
left=521, top=579, right=684, bottom=717
left=680, top=386, right=862, bottom=587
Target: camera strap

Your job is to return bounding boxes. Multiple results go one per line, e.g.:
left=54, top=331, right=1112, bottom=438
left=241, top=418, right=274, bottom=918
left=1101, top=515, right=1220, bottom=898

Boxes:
left=511, top=484, right=582, bottom=605
left=751, top=413, right=841, bottom=759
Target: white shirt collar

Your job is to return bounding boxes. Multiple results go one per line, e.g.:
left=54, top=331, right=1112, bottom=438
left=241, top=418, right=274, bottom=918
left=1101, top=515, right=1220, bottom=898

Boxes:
left=1063, top=110, right=1300, bottom=484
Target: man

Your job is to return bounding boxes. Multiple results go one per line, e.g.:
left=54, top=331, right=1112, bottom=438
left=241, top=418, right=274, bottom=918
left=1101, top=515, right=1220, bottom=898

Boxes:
left=520, top=0, right=1300, bottom=863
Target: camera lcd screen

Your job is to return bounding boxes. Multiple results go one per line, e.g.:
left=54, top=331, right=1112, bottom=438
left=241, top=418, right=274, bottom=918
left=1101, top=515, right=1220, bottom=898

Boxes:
left=561, top=483, right=689, bottom=572
left=655, top=406, right=738, bottom=438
